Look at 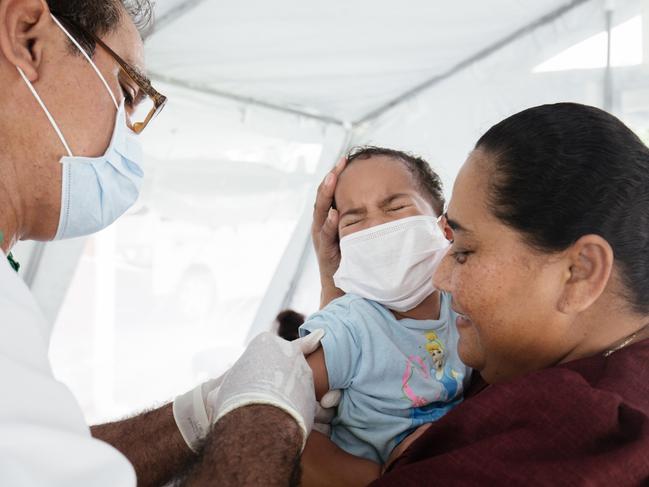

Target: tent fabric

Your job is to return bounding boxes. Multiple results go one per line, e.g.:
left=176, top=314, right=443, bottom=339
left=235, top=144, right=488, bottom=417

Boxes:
left=146, top=0, right=587, bottom=124
left=289, top=0, right=647, bottom=312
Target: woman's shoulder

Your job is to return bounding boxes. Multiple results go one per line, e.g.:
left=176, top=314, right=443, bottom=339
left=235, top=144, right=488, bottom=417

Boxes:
left=467, top=346, right=649, bottom=435
left=378, top=354, right=649, bottom=486
left=561, top=338, right=649, bottom=410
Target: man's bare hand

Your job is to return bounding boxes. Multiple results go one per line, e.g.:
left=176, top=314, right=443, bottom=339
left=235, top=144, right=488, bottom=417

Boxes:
left=312, top=157, right=347, bottom=308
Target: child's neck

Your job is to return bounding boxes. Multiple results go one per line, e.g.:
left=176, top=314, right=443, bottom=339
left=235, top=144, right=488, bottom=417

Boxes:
left=391, top=291, right=441, bottom=322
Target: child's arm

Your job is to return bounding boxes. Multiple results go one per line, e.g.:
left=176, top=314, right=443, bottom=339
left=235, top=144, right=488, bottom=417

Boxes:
left=303, top=348, right=381, bottom=487
left=301, top=431, right=381, bottom=487
left=306, top=346, right=330, bottom=401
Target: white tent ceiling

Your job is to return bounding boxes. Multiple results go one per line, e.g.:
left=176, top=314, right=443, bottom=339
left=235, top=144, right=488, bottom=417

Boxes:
left=145, top=0, right=590, bottom=125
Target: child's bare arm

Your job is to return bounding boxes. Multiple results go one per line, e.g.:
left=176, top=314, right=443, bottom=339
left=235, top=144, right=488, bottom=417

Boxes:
left=306, top=345, right=330, bottom=401
left=303, top=347, right=380, bottom=486
left=301, top=431, right=381, bottom=487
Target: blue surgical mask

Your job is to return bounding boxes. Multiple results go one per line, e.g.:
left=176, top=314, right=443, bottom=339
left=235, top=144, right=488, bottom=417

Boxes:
left=17, top=14, right=144, bottom=240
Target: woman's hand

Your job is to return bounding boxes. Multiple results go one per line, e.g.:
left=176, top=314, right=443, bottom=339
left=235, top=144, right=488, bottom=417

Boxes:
left=312, top=157, right=347, bottom=308
left=384, top=423, right=432, bottom=472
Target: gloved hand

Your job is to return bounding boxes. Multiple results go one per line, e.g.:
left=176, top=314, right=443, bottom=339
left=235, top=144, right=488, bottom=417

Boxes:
left=313, top=389, right=342, bottom=436
left=173, top=331, right=339, bottom=452
left=207, top=330, right=325, bottom=450
left=173, top=373, right=226, bottom=452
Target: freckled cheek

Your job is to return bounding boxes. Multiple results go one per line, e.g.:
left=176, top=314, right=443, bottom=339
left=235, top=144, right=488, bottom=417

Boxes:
left=451, top=261, right=504, bottom=338
left=448, top=262, right=490, bottom=313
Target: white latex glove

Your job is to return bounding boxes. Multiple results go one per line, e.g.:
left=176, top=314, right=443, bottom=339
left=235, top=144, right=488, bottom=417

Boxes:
left=313, top=389, right=342, bottom=436
left=173, top=373, right=226, bottom=452
left=208, top=330, right=325, bottom=450
left=173, top=331, right=334, bottom=452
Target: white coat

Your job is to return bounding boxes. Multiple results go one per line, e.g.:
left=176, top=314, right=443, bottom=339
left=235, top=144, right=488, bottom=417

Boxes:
left=0, top=253, right=136, bottom=486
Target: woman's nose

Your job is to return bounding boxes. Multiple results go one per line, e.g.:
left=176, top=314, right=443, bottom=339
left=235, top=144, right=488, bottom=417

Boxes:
left=433, top=251, right=452, bottom=292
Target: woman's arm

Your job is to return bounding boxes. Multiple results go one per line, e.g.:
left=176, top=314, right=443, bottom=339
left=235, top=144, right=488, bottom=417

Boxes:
left=301, top=431, right=381, bottom=487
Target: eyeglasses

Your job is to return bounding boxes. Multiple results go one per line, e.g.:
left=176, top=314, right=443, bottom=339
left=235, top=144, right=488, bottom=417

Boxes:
left=54, top=15, right=167, bottom=134
left=90, top=33, right=167, bottom=134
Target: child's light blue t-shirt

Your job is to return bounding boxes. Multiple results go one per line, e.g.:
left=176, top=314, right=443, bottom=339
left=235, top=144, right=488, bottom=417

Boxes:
left=299, top=292, right=471, bottom=464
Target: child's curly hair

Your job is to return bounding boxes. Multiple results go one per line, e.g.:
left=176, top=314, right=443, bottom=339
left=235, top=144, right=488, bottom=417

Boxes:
left=346, top=146, right=445, bottom=216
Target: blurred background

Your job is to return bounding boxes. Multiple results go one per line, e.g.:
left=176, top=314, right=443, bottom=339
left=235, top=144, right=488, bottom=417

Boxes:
left=13, top=0, right=649, bottom=423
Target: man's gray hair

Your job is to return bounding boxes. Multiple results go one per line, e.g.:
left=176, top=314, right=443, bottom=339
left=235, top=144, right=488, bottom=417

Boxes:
left=47, top=0, right=154, bottom=55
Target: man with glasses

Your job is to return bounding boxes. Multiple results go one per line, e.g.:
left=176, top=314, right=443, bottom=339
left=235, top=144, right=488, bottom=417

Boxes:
left=0, top=0, right=337, bottom=485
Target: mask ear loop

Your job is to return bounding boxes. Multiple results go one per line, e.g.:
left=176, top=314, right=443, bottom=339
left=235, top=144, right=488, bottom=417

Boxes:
left=17, top=66, right=73, bottom=157
left=50, top=14, right=119, bottom=110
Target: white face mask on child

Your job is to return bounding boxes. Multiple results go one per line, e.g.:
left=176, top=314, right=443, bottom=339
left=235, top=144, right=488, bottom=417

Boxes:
left=333, top=215, right=449, bottom=313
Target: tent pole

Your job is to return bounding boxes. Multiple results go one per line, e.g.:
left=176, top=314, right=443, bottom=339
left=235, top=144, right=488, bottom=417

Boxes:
left=150, top=72, right=349, bottom=127
left=603, top=2, right=615, bottom=112
left=278, top=128, right=354, bottom=313
left=245, top=125, right=352, bottom=342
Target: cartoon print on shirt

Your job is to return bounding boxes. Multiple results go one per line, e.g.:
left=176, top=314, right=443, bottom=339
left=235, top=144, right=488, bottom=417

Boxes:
left=401, top=354, right=430, bottom=407
left=399, top=330, right=464, bottom=442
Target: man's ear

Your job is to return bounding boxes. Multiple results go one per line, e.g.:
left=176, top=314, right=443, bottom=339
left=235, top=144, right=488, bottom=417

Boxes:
left=0, top=0, right=50, bottom=80
left=557, top=234, right=614, bottom=314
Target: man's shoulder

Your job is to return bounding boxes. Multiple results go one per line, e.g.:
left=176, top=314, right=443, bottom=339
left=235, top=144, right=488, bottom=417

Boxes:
left=0, top=259, right=51, bottom=369
left=0, top=262, right=136, bottom=485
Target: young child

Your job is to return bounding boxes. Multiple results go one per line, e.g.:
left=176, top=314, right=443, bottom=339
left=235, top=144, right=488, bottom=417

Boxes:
left=300, top=146, right=471, bottom=484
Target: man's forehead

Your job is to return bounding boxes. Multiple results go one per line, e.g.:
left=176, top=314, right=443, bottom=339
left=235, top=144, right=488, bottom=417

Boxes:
left=125, top=54, right=147, bottom=79
left=104, top=14, right=147, bottom=76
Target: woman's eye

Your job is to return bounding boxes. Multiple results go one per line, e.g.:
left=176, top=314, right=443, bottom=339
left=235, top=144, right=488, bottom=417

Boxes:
left=388, top=205, right=407, bottom=212
left=342, top=220, right=360, bottom=228
left=451, top=251, right=471, bottom=264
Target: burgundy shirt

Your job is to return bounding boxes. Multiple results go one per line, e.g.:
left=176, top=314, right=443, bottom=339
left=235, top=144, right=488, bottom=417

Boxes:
left=374, top=339, right=649, bottom=486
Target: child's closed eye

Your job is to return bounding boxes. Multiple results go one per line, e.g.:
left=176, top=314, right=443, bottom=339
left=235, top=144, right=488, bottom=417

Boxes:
left=342, top=218, right=363, bottom=228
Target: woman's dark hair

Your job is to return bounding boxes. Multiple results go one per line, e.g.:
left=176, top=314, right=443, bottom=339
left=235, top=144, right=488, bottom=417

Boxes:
left=276, top=310, right=306, bottom=342
left=346, top=146, right=445, bottom=216
left=47, top=0, right=153, bottom=55
left=476, top=102, right=649, bottom=314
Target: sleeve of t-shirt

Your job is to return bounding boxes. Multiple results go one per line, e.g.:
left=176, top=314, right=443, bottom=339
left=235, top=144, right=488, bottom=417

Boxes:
left=299, top=297, right=362, bottom=390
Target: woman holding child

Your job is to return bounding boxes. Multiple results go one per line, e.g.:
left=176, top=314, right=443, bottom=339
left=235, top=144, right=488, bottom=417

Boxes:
left=299, top=102, right=649, bottom=485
